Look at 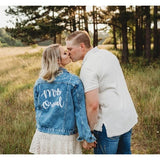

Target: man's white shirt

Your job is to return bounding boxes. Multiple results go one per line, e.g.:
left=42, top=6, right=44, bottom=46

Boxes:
left=80, top=47, right=138, bottom=137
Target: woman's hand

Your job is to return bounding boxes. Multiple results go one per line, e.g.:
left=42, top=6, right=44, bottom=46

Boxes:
left=82, top=140, right=97, bottom=150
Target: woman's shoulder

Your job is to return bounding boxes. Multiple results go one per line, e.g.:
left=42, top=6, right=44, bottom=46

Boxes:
left=34, top=77, right=45, bottom=86
left=64, top=71, right=82, bottom=86
left=60, top=67, right=79, bottom=80
left=69, top=73, right=81, bottom=83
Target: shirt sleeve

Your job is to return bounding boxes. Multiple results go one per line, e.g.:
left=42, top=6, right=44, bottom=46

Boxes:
left=72, top=79, right=96, bottom=143
left=80, top=65, right=99, bottom=93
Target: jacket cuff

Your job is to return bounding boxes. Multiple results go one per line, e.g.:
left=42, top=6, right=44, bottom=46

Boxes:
left=76, top=133, right=96, bottom=143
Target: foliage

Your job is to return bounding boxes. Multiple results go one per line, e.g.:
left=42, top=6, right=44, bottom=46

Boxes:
left=0, top=28, right=23, bottom=47
left=5, top=6, right=66, bottom=45
left=31, top=44, right=38, bottom=48
left=102, top=32, right=114, bottom=44
left=5, top=6, right=89, bottom=45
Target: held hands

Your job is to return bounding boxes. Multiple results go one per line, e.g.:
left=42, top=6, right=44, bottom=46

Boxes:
left=82, top=140, right=97, bottom=150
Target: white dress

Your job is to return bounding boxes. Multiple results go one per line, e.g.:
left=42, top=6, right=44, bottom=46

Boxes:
left=29, top=129, right=82, bottom=154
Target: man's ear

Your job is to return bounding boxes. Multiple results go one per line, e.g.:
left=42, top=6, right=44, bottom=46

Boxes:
left=80, top=43, right=85, bottom=50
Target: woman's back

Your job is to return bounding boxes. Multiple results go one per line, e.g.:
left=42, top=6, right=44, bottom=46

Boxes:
left=34, top=68, right=83, bottom=135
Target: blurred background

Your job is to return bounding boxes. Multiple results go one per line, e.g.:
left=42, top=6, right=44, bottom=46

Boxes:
left=0, top=5, right=160, bottom=154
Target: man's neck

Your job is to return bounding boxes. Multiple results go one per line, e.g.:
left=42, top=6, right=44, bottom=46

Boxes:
left=82, top=46, right=93, bottom=60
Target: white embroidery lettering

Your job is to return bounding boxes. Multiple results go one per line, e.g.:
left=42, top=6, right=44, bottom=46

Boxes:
left=41, top=88, right=62, bottom=98
left=41, top=88, right=64, bottom=110
left=58, top=96, right=64, bottom=108
left=42, top=97, right=64, bottom=109
left=42, top=100, right=50, bottom=110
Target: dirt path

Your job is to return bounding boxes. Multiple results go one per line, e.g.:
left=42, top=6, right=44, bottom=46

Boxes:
left=0, top=46, right=47, bottom=58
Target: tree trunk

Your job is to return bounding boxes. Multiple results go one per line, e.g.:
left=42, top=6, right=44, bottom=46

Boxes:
left=53, top=36, right=56, bottom=43
left=52, top=7, right=56, bottom=43
left=144, top=6, right=151, bottom=63
left=72, top=8, right=76, bottom=32
left=83, top=6, right=89, bottom=33
left=93, top=6, right=98, bottom=47
left=135, top=6, right=141, bottom=57
left=158, top=30, right=160, bottom=57
left=132, top=30, right=134, bottom=51
left=140, top=7, right=144, bottom=55
left=113, top=25, right=117, bottom=50
left=78, top=7, right=81, bottom=30
left=69, top=7, right=76, bottom=32
left=119, top=6, right=129, bottom=63
left=153, top=6, right=158, bottom=58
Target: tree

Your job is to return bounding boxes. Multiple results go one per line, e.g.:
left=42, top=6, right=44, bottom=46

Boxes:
left=0, top=28, right=23, bottom=47
left=107, top=7, right=119, bottom=50
left=119, top=6, right=129, bottom=63
left=144, top=6, right=151, bottom=63
left=66, top=6, right=77, bottom=32
left=153, top=6, right=159, bottom=58
left=100, top=6, right=119, bottom=50
left=5, top=6, right=66, bottom=44
left=6, top=6, right=92, bottom=45
left=83, top=6, right=89, bottom=33
left=126, top=6, right=136, bottom=51
left=92, top=6, right=98, bottom=47
left=135, top=6, right=144, bottom=57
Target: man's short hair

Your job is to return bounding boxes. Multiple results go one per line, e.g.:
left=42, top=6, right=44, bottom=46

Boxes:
left=66, top=31, right=92, bottom=48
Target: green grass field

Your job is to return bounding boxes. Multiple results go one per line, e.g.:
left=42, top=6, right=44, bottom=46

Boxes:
left=0, top=45, right=160, bottom=154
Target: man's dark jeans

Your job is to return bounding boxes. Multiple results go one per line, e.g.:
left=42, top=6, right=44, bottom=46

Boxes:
left=94, top=124, right=132, bottom=154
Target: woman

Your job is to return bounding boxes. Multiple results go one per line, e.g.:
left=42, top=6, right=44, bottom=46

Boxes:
left=29, top=44, right=96, bottom=154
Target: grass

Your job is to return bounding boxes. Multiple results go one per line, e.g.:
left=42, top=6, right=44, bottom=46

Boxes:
left=0, top=45, right=160, bottom=154
left=124, top=64, right=160, bottom=154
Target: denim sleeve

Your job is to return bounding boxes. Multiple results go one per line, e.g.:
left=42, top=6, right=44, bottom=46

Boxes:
left=72, top=79, right=96, bottom=143
left=33, top=83, right=39, bottom=110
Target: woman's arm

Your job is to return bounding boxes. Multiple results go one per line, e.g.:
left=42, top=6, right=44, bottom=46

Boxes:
left=72, top=79, right=96, bottom=143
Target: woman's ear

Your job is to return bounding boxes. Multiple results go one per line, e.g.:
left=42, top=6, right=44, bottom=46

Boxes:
left=57, top=58, right=61, bottom=65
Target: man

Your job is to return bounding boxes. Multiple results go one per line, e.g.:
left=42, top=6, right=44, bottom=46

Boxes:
left=66, top=31, right=138, bottom=154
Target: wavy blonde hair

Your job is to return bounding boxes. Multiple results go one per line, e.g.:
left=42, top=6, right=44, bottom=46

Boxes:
left=40, top=44, right=61, bottom=83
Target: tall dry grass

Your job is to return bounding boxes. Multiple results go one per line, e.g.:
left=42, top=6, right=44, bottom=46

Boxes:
left=0, top=45, right=160, bottom=153
left=123, top=64, right=160, bottom=153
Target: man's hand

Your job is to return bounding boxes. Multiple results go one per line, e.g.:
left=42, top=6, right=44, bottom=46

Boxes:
left=82, top=140, right=97, bottom=150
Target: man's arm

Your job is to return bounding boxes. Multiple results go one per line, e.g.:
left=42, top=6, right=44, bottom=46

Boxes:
left=85, top=88, right=99, bottom=131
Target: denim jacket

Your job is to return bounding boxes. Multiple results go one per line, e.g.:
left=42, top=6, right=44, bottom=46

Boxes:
left=33, top=68, right=96, bottom=143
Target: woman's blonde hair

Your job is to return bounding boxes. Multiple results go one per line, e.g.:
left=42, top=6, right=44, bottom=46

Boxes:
left=40, top=44, right=61, bottom=83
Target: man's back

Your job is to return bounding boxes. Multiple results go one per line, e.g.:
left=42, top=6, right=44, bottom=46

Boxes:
left=80, top=47, right=138, bottom=137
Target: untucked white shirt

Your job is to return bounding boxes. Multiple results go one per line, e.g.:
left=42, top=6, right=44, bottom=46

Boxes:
left=80, top=47, right=138, bottom=137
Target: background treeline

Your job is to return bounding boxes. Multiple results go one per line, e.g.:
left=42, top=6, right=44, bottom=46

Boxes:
left=3, top=6, right=160, bottom=63
left=0, top=28, right=23, bottom=47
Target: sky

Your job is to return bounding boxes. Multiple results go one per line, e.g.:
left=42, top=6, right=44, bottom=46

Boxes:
left=0, top=6, right=14, bottom=28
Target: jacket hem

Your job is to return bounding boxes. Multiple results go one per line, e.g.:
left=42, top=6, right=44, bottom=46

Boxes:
left=37, top=127, right=78, bottom=135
